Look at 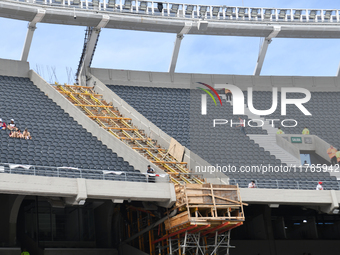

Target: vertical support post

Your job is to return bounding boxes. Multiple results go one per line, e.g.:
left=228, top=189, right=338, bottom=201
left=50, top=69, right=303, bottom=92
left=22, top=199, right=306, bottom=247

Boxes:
left=169, top=22, right=192, bottom=75
left=253, top=26, right=281, bottom=76
left=182, top=230, right=188, bottom=255
left=21, top=9, right=46, bottom=62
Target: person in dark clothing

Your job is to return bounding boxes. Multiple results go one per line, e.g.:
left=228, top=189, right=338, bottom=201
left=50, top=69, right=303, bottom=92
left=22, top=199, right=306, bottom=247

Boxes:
left=157, top=3, right=163, bottom=12
left=147, top=165, right=155, bottom=183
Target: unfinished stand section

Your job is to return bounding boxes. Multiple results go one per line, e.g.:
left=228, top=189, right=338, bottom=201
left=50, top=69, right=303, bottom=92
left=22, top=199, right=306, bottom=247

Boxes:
left=53, top=84, right=246, bottom=254
left=54, top=84, right=204, bottom=185
left=154, top=183, right=245, bottom=255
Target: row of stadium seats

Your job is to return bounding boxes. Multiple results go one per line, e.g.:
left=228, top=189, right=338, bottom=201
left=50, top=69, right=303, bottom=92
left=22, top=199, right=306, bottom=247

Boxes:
left=0, top=75, right=144, bottom=182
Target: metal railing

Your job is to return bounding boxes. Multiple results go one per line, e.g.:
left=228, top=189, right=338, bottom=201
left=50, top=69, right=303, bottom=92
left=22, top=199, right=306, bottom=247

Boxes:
left=7, top=0, right=340, bottom=24
left=0, top=163, right=170, bottom=183
left=230, top=178, right=340, bottom=190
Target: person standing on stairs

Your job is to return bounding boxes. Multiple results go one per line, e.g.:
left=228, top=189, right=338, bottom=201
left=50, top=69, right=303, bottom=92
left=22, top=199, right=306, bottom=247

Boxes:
left=336, top=150, right=340, bottom=165
left=276, top=127, right=284, bottom=135
left=302, top=127, right=310, bottom=135
left=327, top=145, right=338, bottom=166
left=225, top=88, right=232, bottom=101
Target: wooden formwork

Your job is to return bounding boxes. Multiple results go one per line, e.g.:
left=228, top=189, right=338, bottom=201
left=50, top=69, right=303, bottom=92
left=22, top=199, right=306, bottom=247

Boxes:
left=164, top=183, right=246, bottom=233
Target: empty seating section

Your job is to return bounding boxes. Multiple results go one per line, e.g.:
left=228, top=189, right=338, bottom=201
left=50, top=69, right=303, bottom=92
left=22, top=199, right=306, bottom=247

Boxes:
left=247, top=91, right=340, bottom=147
left=0, top=76, right=145, bottom=182
left=108, top=85, right=339, bottom=190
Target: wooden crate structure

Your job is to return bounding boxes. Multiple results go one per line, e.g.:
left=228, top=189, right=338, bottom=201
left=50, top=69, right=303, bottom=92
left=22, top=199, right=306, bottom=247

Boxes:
left=164, top=183, right=245, bottom=233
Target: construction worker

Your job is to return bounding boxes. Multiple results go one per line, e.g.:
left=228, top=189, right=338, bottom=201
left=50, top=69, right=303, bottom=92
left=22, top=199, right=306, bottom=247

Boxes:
left=276, top=127, right=284, bottom=135
left=327, top=145, right=337, bottom=166
left=21, top=248, right=30, bottom=255
left=302, top=127, right=310, bottom=135
left=225, top=88, right=232, bottom=101
left=336, top=150, right=340, bottom=165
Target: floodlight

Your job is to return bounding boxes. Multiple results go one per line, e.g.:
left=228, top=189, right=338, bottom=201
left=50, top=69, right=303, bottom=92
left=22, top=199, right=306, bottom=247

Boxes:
left=186, top=5, right=194, bottom=15
left=139, top=1, right=147, bottom=11
left=212, top=6, right=220, bottom=16
left=294, top=10, right=302, bottom=19
left=226, top=7, right=234, bottom=17
left=124, top=0, right=132, bottom=10
left=170, top=4, right=179, bottom=13
left=309, top=10, right=317, bottom=19
left=238, top=8, right=245, bottom=17
left=251, top=9, right=258, bottom=18
left=107, top=0, right=115, bottom=8
left=279, top=10, right=286, bottom=19
left=200, top=6, right=208, bottom=17
left=324, top=10, right=333, bottom=20
left=264, top=9, right=272, bottom=19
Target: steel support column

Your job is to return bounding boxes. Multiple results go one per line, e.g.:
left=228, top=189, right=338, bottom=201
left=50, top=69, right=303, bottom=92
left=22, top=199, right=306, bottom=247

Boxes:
left=21, top=9, right=45, bottom=62
left=169, top=22, right=192, bottom=75
left=254, top=26, right=281, bottom=76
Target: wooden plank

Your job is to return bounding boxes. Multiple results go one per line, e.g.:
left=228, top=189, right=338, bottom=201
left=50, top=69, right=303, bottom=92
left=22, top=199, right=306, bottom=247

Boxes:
left=104, top=127, right=137, bottom=131
left=74, top=104, right=114, bottom=108
left=88, top=116, right=131, bottom=120
left=65, top=85, right=94, bottom=89
left=187, top=205, right=241, bottom=208
left=133, top=147, right=166, bottom=151
left=151, top=161, right=187, bottom=164
left=60, top=92, right=102, bottom=97
left=167, top=138, right=185, bottom=162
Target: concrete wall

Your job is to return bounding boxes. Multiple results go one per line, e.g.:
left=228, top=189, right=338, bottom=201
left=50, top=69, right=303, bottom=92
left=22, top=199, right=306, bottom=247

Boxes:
left=0, top=173, right=176, bottom=207
left=28, top=70, right=166, bottom=177
left=0, top=58, right=29, bottom=77
left=276, top=134, right=301, bottom=159
left=277, top=134, right=332, bottom=163
left=0, top=248, right=21, bottom=255
left=90, top=68, right=340, bottom=92
left=240, top=188, right=339, bottom=213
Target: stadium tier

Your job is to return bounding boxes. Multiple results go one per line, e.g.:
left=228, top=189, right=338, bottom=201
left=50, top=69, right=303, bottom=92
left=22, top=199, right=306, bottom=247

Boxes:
left=107, top=84, right=339, bottom=190
left=0, top=75, right=145, bottom=182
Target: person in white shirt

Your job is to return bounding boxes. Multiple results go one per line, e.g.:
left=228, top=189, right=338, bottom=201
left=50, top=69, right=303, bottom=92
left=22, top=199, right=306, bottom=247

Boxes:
left=248, top=180, right=256, bottom=188
left=316, top=181, right=323, bottom=190
left=7, top=119, right=17, bottom=131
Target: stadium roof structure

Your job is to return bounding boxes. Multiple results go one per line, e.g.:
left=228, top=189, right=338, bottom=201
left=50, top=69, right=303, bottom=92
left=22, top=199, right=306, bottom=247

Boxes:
left=1, top=0, right=340, bottom=77
left=1, top=0, right=340, bottom=38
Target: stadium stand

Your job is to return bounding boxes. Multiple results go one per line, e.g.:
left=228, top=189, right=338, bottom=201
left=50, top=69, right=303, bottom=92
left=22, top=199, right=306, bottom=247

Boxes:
left=0, top=75, right=145, bottom=182
left=107, top=85, right=339, bottom=190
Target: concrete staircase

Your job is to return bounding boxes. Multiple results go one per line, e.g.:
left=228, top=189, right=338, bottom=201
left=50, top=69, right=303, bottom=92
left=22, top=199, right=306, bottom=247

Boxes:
left=238, top=102, right=301, bottom=166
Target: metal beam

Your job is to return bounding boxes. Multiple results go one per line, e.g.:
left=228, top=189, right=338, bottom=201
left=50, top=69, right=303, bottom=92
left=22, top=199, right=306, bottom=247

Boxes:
left=254, top=26, right=281, bottom=76
left=21, top=9, right=45, bottom=62
left=83, top=15, right=110, bottom=68
left=78, top=15, right=110, bottom=85
left=169, top=22, right=192, bottom=74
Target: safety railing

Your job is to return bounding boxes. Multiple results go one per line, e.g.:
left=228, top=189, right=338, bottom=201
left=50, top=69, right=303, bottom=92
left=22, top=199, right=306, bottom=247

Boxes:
left=7, top=0, right=340, bottom=24
left=0, top=162, right=170, bottom=183
left=230, top=178, right=340, bottom=190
